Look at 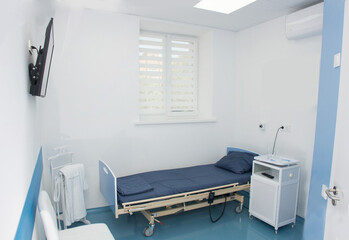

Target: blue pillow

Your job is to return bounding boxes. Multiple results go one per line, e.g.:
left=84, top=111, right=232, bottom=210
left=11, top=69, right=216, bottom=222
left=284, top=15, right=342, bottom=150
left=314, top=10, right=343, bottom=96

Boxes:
left=215, top=151, right=258, bottom=174
left=117, top=175, right=153, bottom=196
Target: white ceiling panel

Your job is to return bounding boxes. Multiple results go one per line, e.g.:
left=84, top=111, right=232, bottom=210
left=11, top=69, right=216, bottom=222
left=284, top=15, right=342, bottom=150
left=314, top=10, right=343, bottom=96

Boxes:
left=58, top=0, right=323, bottom=31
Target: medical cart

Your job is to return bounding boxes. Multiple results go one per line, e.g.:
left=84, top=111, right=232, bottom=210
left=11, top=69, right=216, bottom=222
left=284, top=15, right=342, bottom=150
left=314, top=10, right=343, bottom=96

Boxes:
left=249, top=155, right=300, bottom=234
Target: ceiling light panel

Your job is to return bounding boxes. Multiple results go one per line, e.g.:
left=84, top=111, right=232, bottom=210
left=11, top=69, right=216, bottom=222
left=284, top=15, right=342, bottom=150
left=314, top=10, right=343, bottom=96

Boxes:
left=194, top=0, right=257, bottom=14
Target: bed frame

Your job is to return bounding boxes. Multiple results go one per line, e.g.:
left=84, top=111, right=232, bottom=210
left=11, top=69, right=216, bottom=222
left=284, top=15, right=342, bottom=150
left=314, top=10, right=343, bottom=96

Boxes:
left=99, top=148, right=251, bottom=237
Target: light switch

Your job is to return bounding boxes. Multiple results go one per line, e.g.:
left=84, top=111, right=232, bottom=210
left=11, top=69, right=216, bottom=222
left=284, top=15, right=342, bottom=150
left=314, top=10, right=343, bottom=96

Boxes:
left=334, top=53, right=341, bottom=68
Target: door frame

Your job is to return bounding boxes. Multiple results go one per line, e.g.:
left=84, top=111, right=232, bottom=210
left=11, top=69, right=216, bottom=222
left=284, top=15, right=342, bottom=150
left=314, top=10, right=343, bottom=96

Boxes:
left=303, top=1, right=346, bottom=240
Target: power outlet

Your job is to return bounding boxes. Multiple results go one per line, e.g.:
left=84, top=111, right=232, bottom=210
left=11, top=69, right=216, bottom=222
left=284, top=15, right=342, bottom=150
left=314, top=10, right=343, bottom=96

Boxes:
left=259, top=123, right=266, bottom=131
left=281, top=124, right=290, bottom=132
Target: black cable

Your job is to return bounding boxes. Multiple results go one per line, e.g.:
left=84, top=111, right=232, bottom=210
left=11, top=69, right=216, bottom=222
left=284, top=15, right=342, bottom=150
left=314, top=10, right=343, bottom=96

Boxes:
left=209, top=196, right=227, bottom=223
left=272, top=126, right=284, bottom=155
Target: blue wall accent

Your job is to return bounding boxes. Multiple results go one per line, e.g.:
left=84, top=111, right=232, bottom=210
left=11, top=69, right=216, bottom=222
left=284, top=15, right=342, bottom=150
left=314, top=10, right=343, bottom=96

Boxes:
left=303, top=1, right=346, bottom=239
left=15, top=148, right=43, bottom=240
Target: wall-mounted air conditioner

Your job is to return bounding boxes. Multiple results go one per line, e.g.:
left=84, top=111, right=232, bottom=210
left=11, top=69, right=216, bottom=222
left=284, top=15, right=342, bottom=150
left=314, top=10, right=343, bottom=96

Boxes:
left=286, top=3, right=324, bottom=40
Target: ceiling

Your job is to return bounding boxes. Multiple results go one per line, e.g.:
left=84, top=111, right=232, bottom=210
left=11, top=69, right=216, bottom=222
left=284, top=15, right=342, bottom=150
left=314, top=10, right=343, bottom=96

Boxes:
left=59, top=0, right=323, bottom=31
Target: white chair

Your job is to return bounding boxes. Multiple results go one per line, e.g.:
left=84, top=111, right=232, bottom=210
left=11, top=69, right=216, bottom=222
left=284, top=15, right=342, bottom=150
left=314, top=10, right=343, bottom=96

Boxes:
left=38, top=191, right=115, bottom=240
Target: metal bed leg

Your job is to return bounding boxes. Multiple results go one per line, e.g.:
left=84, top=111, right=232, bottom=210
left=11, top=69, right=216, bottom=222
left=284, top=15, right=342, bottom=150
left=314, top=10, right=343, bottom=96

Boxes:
left=120, top=184, right=251, bottom=236
left=144, top=223, right=155, bottom=237
left=141, top=210, right=155, bottom=237
left=234, top=194, right=244, bottom=214
left=235, top=202, right=244, bottom=214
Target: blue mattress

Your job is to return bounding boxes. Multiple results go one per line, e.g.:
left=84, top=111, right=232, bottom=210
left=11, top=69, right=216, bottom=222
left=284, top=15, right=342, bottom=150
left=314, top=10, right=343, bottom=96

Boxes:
left=117, top=164, right=251, bottom=204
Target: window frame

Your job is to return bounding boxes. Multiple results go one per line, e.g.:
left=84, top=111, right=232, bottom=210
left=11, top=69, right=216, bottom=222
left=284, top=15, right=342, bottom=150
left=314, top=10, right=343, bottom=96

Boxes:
left=139, top=31, right=199, bottom=120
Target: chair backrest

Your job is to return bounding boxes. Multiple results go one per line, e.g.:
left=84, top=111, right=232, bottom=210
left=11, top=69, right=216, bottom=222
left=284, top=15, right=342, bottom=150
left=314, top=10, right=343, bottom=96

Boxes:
left=38, top=191, right=60, bottom=240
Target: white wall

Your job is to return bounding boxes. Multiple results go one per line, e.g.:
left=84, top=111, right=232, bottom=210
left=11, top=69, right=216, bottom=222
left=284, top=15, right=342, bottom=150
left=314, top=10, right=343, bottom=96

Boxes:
left=40, top=4, right=321, bottom=220
left=0, top=0, right=54, bottom=239
left=234, top=16, right=321, bottom=218
left=41, top=6, right=237, bottom=209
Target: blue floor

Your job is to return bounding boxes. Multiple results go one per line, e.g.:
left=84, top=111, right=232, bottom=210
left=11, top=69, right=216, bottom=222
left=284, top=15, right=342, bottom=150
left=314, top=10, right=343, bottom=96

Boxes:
left=74, top=201, right=304, bottom=240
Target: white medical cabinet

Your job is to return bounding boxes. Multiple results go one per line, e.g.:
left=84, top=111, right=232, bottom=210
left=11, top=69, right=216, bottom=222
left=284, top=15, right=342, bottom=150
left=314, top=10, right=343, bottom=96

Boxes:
left=249, top=156, right=300, bottom=234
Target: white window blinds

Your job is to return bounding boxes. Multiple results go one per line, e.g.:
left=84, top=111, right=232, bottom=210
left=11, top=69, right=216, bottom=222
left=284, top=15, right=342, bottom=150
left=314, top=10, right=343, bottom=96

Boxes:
left=139, top=32, right=198, bottom=117
left=139, top=33, right=166, bottom=115
left=168, top=36, right=197, bottom=114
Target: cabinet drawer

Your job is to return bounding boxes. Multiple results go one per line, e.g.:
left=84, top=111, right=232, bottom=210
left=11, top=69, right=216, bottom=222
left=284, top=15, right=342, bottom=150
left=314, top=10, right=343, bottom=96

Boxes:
left=281, top=167, right=300, bottom=183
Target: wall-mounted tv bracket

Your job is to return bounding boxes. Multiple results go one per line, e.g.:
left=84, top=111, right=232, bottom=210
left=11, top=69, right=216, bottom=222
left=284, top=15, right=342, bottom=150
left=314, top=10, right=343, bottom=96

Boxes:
left=28, top=43, right=42, bottom=85
left=28, top=40, right=39, bottom=55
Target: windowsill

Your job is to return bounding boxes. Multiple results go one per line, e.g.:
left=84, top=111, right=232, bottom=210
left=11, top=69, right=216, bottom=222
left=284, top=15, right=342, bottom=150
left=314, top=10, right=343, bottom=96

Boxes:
left=134, top=117, right=217, bottom=125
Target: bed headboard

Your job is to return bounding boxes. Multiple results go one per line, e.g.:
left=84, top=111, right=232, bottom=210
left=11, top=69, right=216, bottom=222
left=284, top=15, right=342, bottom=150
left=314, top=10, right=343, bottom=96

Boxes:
left=227, top=147, right=257, bottom=155
left=99, top=160, right=117, bottom=217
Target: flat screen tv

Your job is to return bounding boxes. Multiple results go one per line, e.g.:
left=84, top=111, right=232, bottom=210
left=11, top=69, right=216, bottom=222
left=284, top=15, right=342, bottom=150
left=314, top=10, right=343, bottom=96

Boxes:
left=29, top=18, right=54, bottom=97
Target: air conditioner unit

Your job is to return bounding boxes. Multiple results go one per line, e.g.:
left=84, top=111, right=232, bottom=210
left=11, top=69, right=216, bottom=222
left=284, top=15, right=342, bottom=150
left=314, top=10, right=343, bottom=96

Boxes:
left=286, top=3, right=324, bottom=40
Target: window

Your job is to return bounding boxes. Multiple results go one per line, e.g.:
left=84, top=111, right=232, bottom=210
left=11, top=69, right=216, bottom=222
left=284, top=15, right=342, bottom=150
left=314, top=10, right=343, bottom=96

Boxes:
left=139, top=32, right=198, bottom=120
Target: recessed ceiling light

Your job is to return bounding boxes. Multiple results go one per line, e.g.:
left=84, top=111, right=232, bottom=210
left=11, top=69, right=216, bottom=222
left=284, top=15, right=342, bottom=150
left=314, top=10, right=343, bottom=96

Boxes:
left=194, top=0, right=257, bottom=14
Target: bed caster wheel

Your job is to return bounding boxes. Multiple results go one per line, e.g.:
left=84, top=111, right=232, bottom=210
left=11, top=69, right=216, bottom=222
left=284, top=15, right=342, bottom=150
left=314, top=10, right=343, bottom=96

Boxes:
left=249, top=214, right=253, bottom=220
left=292, top=223, right=295, bottom=228
left=143, top=224, right=155, bottom=237
left=275, top=230, right=278, bottom=234
left=235, top=204, right=243, bottom=214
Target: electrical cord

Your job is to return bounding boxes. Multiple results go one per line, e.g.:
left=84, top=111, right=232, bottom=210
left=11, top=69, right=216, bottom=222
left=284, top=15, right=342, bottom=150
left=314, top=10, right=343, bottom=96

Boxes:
left=272, top=126, right=284, bottom=155
left=209, top=195, right=227, bottom=223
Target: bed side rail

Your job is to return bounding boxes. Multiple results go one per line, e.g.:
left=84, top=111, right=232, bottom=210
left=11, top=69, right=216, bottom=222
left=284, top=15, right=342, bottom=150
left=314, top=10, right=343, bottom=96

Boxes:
left=122, top=182, right=250, bottom=211
left=99, top=160, right=118, bottom=218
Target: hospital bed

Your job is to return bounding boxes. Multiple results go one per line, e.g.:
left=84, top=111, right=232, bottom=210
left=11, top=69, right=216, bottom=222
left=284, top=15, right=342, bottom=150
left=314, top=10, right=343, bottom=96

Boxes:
left=99, top=147, right=256, bottom=237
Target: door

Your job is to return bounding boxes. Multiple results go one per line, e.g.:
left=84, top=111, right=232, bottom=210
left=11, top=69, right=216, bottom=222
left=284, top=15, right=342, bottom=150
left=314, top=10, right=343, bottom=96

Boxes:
left=324, top=2, right=349, bottom=239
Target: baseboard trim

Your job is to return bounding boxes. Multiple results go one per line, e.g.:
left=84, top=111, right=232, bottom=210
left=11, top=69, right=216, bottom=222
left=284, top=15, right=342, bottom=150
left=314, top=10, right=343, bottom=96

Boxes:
left=87, top=206, right=112, bottom=214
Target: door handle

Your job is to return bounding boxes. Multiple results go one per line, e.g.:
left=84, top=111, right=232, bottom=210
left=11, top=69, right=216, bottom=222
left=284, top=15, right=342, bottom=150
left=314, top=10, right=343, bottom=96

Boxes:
left=325, top=186, right=340, bottom=206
